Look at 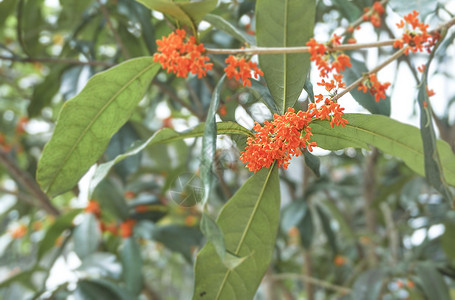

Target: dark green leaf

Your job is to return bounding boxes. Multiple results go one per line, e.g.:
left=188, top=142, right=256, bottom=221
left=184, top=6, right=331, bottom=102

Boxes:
left=304, top=151, right=320, bottom=177
left=311, top=114, right=455, bottom=187
left=352, top=269, right=384, bottom=300
left=75, top=279, right=127, bottom=300
left=120, top=237, right=143, bottom=295
left=417, top=51, right=453, bottom=203
left=151, top=224, right=203, bottom=262
left=332, top=0, right=361, bottom=22
left=256, top=0, right=315, bottom=113
left=193, top=165, right=280, bottom=300
left=441, top=220, right=455, bottom=261
left=73, top=213, right=101, bottom=259
left=316, top=204, right=337, bottom=254
left=92, top=178, right=129, bottom=220
left=19, top=0, right=46, bottom=56
left=342, top=57, right=391, bottom=116
left=249, top=80, right=279, bottom=114
left=204, top=14, right=255, bottom=45
left=415, top=261, right=451, bottom=300
left=37, top=58, right=160, bottom=197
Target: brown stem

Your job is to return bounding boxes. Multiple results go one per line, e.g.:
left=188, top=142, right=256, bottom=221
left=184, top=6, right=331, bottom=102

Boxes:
left=0, top=148, right=60, bottom=216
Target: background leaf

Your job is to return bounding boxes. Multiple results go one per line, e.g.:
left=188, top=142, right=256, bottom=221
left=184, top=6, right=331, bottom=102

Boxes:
left=73, top=213, right=101, bottom=260
left=204, top=14, right=255, bottom=46
left=256, top=0, right=315, bottom=113
left=311, top=114, right=455, bottom=186
left=120, top=237, right=143, bottom=295
left=193, top=165, right=280, bottom=300
left=415, top=261, right=451, bottom=300
left=352, top=269, right=384, bottom=300
left=37, top=58, right=160, bottom=197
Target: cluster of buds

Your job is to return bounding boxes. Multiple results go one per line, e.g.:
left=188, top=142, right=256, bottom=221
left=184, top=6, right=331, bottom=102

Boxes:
left=363, top=1, right=386, bottom=27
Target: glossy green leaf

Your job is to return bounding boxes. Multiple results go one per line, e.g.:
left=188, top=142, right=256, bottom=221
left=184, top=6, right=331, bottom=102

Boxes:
left=352, top=269, right=384, bottom=300
left=342, top=57, right=391, bottom=116
left=151, top=224, right=203, bottom=262
left=89, top=121, right=252, bottom=192
left=92, top=179, right=129, bottom=220
left=204, top=14, right=256, bottom=45
left=201, top=76, right=224, bottom=205
left=120, top=237, right=143, bottom=295
left=37, top=58, right=160, bottom=197
left=37, top=209, right=81, bottom=260
left=417, top=48, right=453, bottom=203
left=256, top=0, right=315, bottom=113
left=75, top=279, right=128, bottom=300
left=311, top=114, right=455, bottom=187
left=332, top=0, right=361, bottom=22
left=316, top=204, right=337, bottom=255
left=73, top=213, right=101, bottom=260
left=415, top=261, right=451, bottom=300
left=193, top=165, right=280, bottom=300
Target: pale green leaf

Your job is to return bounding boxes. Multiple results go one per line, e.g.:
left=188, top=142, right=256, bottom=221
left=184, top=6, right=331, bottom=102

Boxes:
left=256, top=0, right=315, bottom=113
left=311, top=114, right=455, bottom=187
left=37, top=58, right=160, bottom=197
left=193, top=165, right=280, bottom=300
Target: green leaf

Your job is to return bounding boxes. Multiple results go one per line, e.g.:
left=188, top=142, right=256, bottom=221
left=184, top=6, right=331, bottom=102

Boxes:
left=136, top=0, right=217, bottom=30
left=415, top=261, right=451, bottom=300
left=204, top=14, right=256, bottom=46
left=281, top=200, right=314, bottom=249
left=342, top=57, right=391, bottom=116
left=316, top=204, right=337, bottom=255
left=417, top=45, right=453, bottom=203
left=19, top=0, right=46, bottom=56
left=441, top=220, right=455, bottom=261
left=92, top=179, right=129, bottom=220
left=332, top=0, right=361, bottom=22
left=248, top=80, right=279, bottom=114
left=304, top=151, right=320, bottom=177
left=37, top=58, right=160, bottom=197
left=311, top=114, right=455, bottom=187
left=256, top=0, right=315, bottom=113
left=75, top=279, right=133, bottom=300
left=120, top=237, right=143, bottom=295
left=201, top=76, right=225, bottom=205
left=37, top=209, right=81, bottom=260
left=0, top=0, right=16, bottom=29
left=89, top=121, right=252, bottom=192
left=352, top=269, right=384, bottom=300
left=73, top=213, right=101, bottom=260
left=193, top=165, right=280, bottom=300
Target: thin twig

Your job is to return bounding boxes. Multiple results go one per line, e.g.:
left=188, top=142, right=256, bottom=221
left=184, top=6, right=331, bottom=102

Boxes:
left=272, top=273, right=352, bottom=295
left=331, top=47, right=407, bottom=102
left=0, top=55, right=113, bottom=67
left=0, top=148, right=60, bottom=216
left=205, top=40, right=396, bottom=55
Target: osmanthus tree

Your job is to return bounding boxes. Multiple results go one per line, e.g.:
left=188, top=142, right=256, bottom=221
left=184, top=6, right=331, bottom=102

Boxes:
left=1, top=0, right=455, bottom=299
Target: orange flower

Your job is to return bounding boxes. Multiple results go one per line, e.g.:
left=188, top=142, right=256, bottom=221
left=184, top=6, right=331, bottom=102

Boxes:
left=135, top=205, right=149, bottom=213
left=99, top=221, right=118, bottom=235
left=120, top=219, right=137, bottom=238
left=358, top=73, right=390, bottom=101
left=393, top=10, right=437, bottom=54
left=363, top=1, right=385, bottom=27
left=334, top=255, right=347, bottom=266
left=10, top=224, right=27, bottom=239
left=85, top=200, right=101, bottom=218
left=224, top=55, right=264, bottom=87
left=153, top=29, right=213, bottom=78
left=240, top=104, right=347, bottom=172
left=426, top=87, right=435, bottom=97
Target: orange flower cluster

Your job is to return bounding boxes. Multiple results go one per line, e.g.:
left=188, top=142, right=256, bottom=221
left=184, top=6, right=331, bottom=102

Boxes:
left=224, top=55, right=264, bottom=87
left=306, top=35, right=352, bottom=80
left=363, top=1, right=386, bottom=27
left=153, top=29, right=212, bottom=78
left=358, top=73, right=391, bottom=101
left=393, top=10, right=438, bottom=55
left=240, top=101, right=348, bottom=172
